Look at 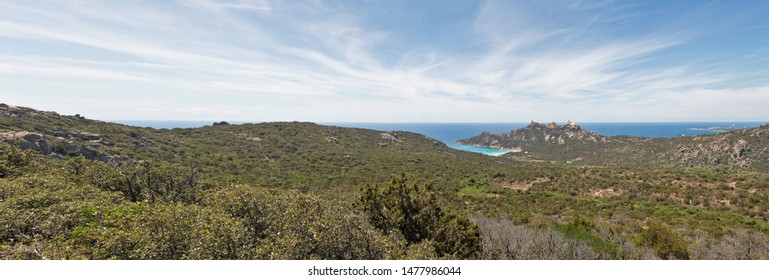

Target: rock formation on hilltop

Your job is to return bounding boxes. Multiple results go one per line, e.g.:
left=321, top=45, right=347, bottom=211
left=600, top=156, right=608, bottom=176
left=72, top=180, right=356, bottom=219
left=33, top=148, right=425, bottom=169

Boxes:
left=457, top=121, right=606, bottom=151
left=457, top=120, right=769, bottom=170
left=1, top=103, right=121, bottom=162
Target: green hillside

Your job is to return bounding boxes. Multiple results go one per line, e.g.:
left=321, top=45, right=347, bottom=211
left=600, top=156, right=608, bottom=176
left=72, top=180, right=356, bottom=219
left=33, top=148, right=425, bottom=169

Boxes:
left=458, top=121, right=769, bottom=170
left=3, top=104, right=769, bottom=260
left=1, top=103, right=521, bottom=192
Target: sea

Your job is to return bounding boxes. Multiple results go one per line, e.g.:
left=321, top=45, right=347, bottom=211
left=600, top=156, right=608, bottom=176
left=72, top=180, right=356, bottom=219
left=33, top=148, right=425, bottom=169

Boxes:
left=115, top=121, right=766, bottom=156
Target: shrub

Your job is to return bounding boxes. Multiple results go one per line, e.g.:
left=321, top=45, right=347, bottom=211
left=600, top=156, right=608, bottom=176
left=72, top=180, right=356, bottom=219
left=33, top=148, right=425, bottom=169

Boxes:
left=637, top=219, right=690, bottom=259
left=360, top=173, right=480, bottom=258
left=204, top=185, right=396, bottom=260
left=0, top=143, right=33, bottom=178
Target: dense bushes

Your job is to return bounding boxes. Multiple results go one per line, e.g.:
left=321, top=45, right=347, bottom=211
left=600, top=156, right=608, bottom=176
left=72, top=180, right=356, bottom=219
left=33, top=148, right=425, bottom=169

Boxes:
left=57, top=203, right=247, bottom=259
left=0, top=172, right=125, bottom=259
left=65, top=157, right=204, bottom=203
left=360, top=174, right=480, bottom=259
left=1, top=152, right=485, bottom=259
left=203, top=185, right=397, bottom=259
left=4, top=118, right=769, bottom=259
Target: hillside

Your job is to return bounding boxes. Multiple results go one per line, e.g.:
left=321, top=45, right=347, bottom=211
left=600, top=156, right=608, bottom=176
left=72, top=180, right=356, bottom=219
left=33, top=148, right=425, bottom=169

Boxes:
left=457, top=121, right=769, bottom=170
left=0, top=103, right=519, bottom=191
left=3, top=103, right=769, bottom=260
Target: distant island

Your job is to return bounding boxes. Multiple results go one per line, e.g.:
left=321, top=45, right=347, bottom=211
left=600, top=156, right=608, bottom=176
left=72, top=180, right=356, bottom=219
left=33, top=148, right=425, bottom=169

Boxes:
left=688, top=125, right=745, bottom=133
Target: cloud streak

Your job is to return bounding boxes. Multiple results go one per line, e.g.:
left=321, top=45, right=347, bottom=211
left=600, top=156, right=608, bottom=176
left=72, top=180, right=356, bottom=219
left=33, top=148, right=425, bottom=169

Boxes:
left=1, top=0, right=768, bottom=121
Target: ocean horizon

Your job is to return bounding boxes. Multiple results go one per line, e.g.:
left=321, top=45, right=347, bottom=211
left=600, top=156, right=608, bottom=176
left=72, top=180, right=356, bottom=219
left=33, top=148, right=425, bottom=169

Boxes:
left=113, top=121, right=766, bottom=156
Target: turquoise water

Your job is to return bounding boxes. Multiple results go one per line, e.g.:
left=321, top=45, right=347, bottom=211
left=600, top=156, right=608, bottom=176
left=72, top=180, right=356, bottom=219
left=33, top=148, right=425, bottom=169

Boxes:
left=114, top=121, right=766, bottom=156
left=453, top=145, right=513, bottom=156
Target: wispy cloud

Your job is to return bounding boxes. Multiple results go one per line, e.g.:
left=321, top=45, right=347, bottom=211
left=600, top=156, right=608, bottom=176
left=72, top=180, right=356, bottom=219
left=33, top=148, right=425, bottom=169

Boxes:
left=1, top=0, right=768, bottom=121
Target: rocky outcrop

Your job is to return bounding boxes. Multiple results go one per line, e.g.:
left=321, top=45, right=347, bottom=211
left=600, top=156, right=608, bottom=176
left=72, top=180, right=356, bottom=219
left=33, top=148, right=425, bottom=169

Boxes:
left=459, top=121, right=769, bottom=170
left=379, top=132, right=402, bottom=145
left=0, top=131, right=52, bottom=155
left=76, top=132, right=102, bottom=141
left=232, top=132, right=261, bottom=144
left=44, top=131, right=103, bottom=141
left=78, top=145, right=110, bottom=162
left=0, top=126, right=121, bottom=162
left=676, top=136, right=752, bottom=167
left=565, top=120, right=580, bottom=130
left=1, top=103, right=62, bottom=119
left=457, top=121, right=604, bottom=150
left=325, top=136, right=340, bottom=145
left=1, top=103, right=37, bottom=118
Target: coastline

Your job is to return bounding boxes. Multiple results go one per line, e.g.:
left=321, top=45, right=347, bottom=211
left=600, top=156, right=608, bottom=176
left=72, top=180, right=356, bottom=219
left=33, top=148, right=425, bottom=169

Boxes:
left=449, top=142, right=515, bottom=156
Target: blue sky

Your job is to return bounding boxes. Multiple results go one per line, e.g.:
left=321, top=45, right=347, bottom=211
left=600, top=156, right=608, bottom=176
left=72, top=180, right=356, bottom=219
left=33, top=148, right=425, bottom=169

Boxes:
left=1, top=0, right=769, bottom=122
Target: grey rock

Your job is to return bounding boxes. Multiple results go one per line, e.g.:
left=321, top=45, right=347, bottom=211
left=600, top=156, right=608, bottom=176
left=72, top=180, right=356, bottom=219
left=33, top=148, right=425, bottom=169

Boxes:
left=0, top=131, right=52, bottom=155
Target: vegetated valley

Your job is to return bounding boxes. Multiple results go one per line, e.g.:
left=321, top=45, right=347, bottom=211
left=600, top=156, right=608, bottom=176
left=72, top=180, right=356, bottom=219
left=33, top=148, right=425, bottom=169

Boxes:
left=2, top=103, right=769, bottom=260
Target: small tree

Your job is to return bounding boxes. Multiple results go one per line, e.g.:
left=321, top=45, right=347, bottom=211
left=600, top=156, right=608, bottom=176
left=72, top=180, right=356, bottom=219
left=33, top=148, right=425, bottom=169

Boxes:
left=638, top=219, right=690, bottom=260
left=0, top=142, right=33, bottom=178
left=360, top=173, right=479, bottom=258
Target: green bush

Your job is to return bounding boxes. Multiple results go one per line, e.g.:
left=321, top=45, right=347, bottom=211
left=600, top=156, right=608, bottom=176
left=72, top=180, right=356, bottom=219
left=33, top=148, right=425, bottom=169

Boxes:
left=204, top=185, right=396, bottom=260
left=637, top=219, right=690, bottom=260
left=58, top=203, right=247, bottom=259
left=360, top=173, right=480, bottom=259
left=0, top=143, right=33, bottom=178
left=553, top=216, right=618, bottom=258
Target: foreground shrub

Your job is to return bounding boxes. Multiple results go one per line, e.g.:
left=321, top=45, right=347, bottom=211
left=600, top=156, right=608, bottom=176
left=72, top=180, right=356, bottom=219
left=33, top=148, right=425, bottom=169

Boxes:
left=360, top=174, right=480, bottom=259
left=637, top=219, right=690, bottom=260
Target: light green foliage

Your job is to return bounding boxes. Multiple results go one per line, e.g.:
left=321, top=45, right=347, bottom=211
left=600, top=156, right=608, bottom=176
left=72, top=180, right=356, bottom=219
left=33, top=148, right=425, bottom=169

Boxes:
left=65, top=157, right=204, bottom=203
left=0, top=143, right=33, bottom=178
left=58, top=203, right=247, bottom=259
left=1, top=157, right=400, bottom=259
left=204, top=185, right=396, bottom=260
left=0, top=171, right=124, bottom=259
left=553, top=216, right=619, bottom=258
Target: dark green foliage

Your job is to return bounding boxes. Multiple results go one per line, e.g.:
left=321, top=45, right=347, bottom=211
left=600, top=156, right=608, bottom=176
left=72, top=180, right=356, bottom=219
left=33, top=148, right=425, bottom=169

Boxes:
left=431, top=212, right=481, bottom=259
left=361, top=174, right=440, bottom=243
left=637, top=219, right=690, bottom=260
left=361, top=174, right=480, bottom=259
